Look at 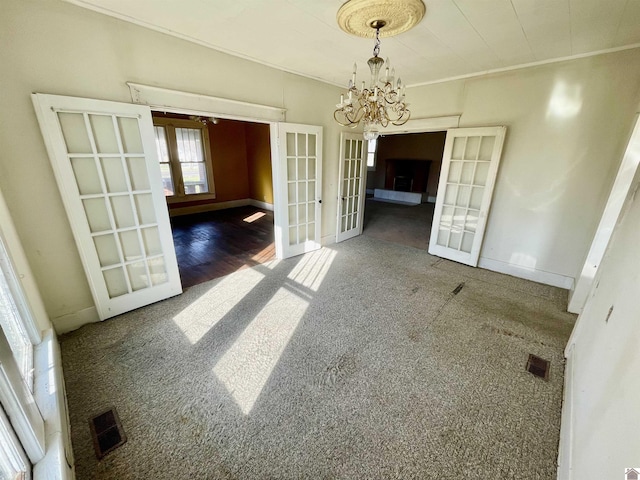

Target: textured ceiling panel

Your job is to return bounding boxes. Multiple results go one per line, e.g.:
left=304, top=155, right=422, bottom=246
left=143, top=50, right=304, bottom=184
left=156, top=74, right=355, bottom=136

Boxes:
left=63, top=0, right=640, bottom=86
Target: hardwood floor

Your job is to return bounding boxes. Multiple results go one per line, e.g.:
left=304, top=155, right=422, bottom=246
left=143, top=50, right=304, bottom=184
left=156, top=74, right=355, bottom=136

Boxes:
left=170, top=206, right=275, bottom=288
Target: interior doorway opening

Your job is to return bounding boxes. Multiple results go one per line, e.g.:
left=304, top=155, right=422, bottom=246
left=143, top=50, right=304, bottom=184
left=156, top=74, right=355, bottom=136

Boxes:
left=151, top=111, right=275, bottom=288
left=363, top=131, right=447, bottom=250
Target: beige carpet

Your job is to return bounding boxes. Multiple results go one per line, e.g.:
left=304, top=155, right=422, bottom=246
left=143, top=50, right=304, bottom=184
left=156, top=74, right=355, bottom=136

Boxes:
left=363, top=198, right=434, bottom=250
left=60, top=235, right=575, bottom=479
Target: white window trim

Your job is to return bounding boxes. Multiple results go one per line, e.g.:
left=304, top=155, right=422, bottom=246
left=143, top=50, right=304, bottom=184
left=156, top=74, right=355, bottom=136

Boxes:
left=0, top=327, right=45, bottom=463
left=153, top=116, right=216, bottom=203
left=0, top=189, right=74, bottom=480
left=0, top=402, right=31, bottom=479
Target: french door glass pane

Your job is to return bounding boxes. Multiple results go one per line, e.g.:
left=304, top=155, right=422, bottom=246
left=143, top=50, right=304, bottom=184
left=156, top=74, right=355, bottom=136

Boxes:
left=286, top=132, right=317, bottom=246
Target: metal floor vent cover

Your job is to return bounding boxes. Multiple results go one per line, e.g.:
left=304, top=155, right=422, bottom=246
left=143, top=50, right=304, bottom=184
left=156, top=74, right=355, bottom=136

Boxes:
left=526, top=354, right=550, bottom=380
left=89, top=407, right=127, bottom=459
left=451, top=282, right=465, bottom=295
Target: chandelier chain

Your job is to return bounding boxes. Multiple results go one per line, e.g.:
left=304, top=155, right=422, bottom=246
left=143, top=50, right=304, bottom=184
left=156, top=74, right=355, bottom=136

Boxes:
left=373, top=28, right=381, bottom=57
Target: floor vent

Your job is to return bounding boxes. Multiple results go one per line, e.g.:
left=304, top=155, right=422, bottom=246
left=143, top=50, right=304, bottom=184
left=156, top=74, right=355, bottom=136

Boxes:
left=526, top=354, right=550, bottom=380
left=89, top=407, right=127, bottom=459
left=451, top=282, right=465, bottom=295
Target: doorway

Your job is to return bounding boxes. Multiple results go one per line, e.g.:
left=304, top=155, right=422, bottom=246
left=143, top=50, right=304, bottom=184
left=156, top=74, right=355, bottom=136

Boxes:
left=151, top=111, right=275, bottom=288
left=363, top=131, right=447, bottom=250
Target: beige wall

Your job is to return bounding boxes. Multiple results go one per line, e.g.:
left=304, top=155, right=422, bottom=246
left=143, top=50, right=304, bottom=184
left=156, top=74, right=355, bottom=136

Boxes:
left=407, top=50, right=640, bottom=286
left=245, top=123, right=273, bottom=205
left=0, top=0, right=344, bottom=331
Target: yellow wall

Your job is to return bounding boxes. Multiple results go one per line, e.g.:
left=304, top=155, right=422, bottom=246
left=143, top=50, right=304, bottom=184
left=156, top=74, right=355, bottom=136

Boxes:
left=245, top=123, right=273, bottom=205
left=209, top=120, right=250, bottom=202
left=154, top=115, right=254, bottom=211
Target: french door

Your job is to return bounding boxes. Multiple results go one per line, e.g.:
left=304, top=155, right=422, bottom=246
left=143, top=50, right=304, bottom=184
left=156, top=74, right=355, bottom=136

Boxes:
left=32, top=94, right=182, bottom=320
left=271, top=123, right=323, bottom=259
left=429, top=127, right=506, bottom=266
left=336, top=133, right=367, bottom=243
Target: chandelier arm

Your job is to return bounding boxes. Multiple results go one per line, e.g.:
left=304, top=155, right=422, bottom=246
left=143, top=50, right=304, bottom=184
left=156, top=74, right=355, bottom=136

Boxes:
left=333, top=110, right=359, bottom=127
left=379, top=107, right=390, bottom=128
left=391, top=112, right=411, bottom=126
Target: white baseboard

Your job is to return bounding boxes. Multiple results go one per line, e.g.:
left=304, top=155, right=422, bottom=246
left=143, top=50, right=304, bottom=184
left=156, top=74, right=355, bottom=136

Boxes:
left=427, top=196, right=437, bottom=203
left=249, top=199, right=274, bottom=211
left=322, top=234, right=336, bottom=247
left=169, top=199, right=251, bottom=217
left=366, top=188, right=375, bottom=195
left=478, top=257, right=575, bottom=290
left=51, top=306, right=99, bottom=334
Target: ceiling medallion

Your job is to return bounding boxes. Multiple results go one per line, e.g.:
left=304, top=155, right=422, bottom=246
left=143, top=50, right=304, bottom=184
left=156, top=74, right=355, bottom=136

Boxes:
left=337, top=0, right=426, bottom=38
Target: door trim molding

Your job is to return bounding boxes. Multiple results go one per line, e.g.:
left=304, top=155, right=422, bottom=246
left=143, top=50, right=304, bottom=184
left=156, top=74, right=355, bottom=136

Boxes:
left=568, top=114, right=640, bottom=314
left=376, top=115, right=460, bottom=135
left=127, top=82, right=286, bottom=123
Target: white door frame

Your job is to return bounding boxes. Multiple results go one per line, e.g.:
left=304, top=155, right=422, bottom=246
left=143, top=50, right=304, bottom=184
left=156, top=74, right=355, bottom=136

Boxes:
left=568, top=114, right=640, bottom=314
left=127, top=83, right=306, bottom=260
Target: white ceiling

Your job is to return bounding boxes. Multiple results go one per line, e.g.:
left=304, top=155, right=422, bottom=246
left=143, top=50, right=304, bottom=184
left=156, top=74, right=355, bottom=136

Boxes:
left=65, top=0, right=640, bottom=87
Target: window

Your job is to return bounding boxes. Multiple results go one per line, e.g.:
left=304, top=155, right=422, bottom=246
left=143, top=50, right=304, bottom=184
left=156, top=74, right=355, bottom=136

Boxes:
left=0, top=248, right=34, bottom=391
left=366, top=138, right=377, bottom=170
left=0, top=234, right=44, bottom=476
left=152, top=117, right=215, bottom=201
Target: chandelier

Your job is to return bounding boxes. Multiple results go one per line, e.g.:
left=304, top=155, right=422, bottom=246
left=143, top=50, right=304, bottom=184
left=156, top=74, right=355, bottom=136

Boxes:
left=334, top=21, right=409, bottom=140
left=333, top=0, right=425, bottom=140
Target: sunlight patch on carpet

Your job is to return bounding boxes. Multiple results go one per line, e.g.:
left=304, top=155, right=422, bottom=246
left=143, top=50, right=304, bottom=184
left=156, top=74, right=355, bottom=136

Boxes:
left=173, top=268, right=264, bottom=344
left=287, top=248, right=337, bottom=292
left=213, top=287, right=308, bottom=415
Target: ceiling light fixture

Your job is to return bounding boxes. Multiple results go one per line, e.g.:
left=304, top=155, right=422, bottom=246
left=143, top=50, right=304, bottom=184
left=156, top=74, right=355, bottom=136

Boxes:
left=334, top=0, right=426, bottom=140
left=189, top=115, right=219, bottom=125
